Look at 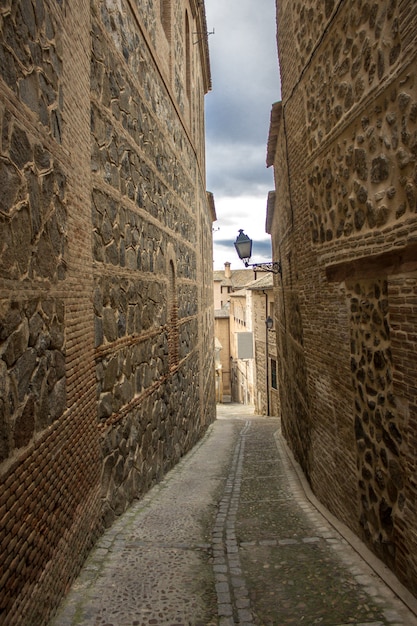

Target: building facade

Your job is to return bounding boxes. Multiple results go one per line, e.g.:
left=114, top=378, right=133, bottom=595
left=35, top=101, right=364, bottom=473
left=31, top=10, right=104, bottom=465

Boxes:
left=270, top=0, right=417, bottom=594
left=229, top=288, right=255, bottom=405
left=214, top=307, right=231, bottom=402
left=0, top=1, right=215, bottom=623
left=247, top=275, right=279, bottom=417
left=223, top=273, right=278, bottom=414
left=213, top=262, right=253, bottom=310
left=213, top=263, right=253, bottom=403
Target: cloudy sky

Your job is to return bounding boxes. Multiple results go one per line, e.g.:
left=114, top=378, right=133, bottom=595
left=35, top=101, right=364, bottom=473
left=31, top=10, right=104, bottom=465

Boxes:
left=204, top=0, right=281, bottom=270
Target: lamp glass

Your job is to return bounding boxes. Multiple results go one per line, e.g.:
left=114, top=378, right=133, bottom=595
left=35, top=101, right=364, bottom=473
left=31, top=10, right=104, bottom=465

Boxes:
left=234, top=230, right=252, bottom=265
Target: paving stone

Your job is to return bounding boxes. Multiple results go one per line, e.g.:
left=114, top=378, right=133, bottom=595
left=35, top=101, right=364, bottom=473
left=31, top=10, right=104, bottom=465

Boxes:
left=50, top=404, right=417, bottom=626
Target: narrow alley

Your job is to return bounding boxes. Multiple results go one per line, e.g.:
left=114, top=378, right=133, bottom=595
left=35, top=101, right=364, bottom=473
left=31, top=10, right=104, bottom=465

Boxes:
left=50, top=405, right=417, bottom=626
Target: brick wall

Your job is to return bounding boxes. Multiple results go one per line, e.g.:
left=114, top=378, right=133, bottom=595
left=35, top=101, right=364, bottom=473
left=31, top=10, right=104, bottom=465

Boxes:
left=0, top=2, right=102, bottom=623
left=272, top=0, right=417, bottom=593
left=0, top=0, right=215, bottom=623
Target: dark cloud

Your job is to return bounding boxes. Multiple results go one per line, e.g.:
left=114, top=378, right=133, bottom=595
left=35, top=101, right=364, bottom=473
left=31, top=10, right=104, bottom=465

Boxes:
left=206, top=0, right=280, bottom=144
left=206, top=141, right=273, bottom=197
left=205, top=0, right=280, bottom=268
left=252, top=238, right=272, bottom=260
left=206, top=84, right=277, bottom=145
left=213, top=237, right=272, bottom=266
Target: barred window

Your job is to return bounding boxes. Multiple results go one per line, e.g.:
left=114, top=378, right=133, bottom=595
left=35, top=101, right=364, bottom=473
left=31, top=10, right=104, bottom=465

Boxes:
left=271, top=359, right=277, bottom=390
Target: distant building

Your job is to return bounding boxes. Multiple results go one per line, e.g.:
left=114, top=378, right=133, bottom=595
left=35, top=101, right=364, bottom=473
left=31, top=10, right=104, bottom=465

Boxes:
left=214, top=263, right=253, bottom=403
left=213, top=262, right=278, bottom=413
left=213, top=262, right=254, bottom=309
left=0, top=0, right=214, bottom=623
left=229, top=287, right=255, bottom=405
left=246, top=274, right=278, bottom=417
left=228, top=274, right=277, bottom=413
left=270, top=0, right=417, bottom=596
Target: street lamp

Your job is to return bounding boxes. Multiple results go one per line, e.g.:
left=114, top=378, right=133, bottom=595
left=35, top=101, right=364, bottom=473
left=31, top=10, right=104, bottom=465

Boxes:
left=234, top=230, right=281, bottom=275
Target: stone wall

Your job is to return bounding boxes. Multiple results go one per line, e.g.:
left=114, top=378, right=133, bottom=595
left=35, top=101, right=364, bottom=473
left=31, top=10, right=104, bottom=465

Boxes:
left=252, top=290, right=266, bottom=416
left=347, top=277, right=405, bottom=569
left=214, top=315, right=232, bottom=401
left=91, top=0, right=214, bottom=526
left=250, top=284, right=278, bottom=417
left=229, top=292, right=255, bottom=405
left=272, top=0, right=417, bottom=593
left=0, top=0, right=214, bottom=623
left=0, top=3, right=102, bottom=624
left=308, top=71, right=417, bottom=253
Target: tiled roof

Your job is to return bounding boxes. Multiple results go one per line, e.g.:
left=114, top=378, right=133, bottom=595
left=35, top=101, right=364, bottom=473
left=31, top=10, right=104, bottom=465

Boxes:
left=215, top=302, right=230, bottom=318
left=215, top=308, right=230, bottom=318
left=246, top=273, right=274, bottom=290
left=213, top=268, right=254, bottom=289
left=229, top=289, right=247, bottom=298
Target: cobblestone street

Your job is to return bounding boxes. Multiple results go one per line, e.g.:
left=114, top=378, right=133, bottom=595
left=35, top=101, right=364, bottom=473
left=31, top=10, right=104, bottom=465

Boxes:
left=50, top=404, right=417, bottom=626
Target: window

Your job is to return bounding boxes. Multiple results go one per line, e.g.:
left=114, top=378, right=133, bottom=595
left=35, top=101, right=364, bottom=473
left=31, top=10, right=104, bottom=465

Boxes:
left=269, top=301, right=275, bottom=325
left=271, top=359, right=277, bottom=390
left=160, top=0, right=171, bottom=41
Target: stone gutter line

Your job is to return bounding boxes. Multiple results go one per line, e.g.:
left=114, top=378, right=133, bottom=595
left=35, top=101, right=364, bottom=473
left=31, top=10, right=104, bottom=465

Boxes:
left=274, top=426, right=417, bottom=619
left=212, top=419, right=255, bottom=626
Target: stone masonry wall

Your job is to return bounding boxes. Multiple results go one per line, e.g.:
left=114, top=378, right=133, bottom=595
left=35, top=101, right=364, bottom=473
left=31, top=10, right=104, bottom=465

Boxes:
left=0, top=2, right=103, bottom=624
left=388, top=274, right=417, bottom=586
left=308, top=70, right=417, bottom=254
left=0, top=0, right=214, bottom=623
left=348, top=278, right=404, bottom=569
left=91, top=0, right=214, bottom=527
left=196, top=188, right=216, bottom=430
left=273, top=0, right=417, bottom=593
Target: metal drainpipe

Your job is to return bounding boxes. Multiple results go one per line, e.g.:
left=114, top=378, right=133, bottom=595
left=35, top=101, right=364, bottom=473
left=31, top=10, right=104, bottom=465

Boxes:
left=263, top=291, right=270, bottom=416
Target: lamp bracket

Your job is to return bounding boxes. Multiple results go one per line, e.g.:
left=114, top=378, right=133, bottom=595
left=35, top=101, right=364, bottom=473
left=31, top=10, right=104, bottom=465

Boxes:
left=245, top=261, right=282, bottom=275
left=193, top=28, right=215, bottom=44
